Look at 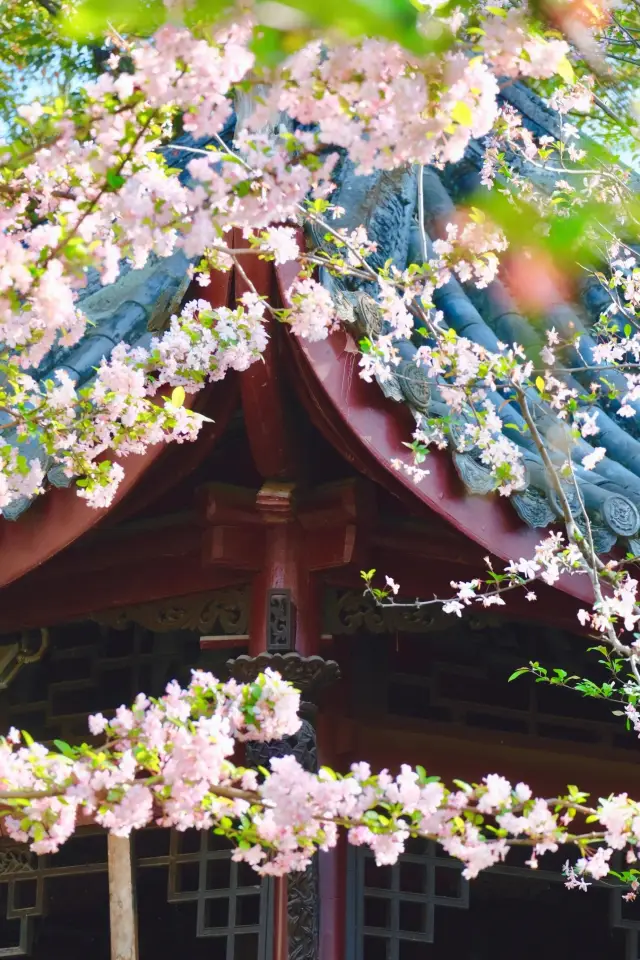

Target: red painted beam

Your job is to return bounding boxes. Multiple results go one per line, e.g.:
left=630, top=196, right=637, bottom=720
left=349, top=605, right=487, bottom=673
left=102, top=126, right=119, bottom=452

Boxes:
left=110, top=378, right=239, bottom=524
left=306, top=524, right=358, bottom=572
left=275, top=256, right=594, bottom=607
left=0, top=561, right=248, bottom=633
left=197, top=483, right=261, bottom=526
left=36, top=513, right=202, bottom=575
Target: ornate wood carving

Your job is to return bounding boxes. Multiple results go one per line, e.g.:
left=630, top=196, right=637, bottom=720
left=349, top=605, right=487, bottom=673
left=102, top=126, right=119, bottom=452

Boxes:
left=245, top=719, right=318, bottom=773
left=0, top=847, right=33, bottom=877
left=228, top=648, right=340, bottom=960
left=229, top=651, right=340, bottom=960
left=94, top=587, right=250, bottom=635
left=227, top=652, right=340, bottom=699
left=246, top=722, right=319, bottom=960
left=0, top=629, right=49, bottom=691
left=322, top=588, right=500, bottom=636
left=267, top=590, right=295, bottom=652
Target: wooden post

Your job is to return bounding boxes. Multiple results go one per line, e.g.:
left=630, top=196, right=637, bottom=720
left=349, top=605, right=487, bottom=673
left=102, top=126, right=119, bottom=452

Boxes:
left=108, top=835, right=139, bottom=960
left=274, top=876, right=289, bottom=960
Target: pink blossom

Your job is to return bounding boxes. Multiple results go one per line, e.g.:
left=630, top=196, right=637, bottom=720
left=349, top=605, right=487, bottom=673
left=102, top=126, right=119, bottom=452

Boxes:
left=260, top=227, right=300, bottom=265
left=287, top=278, right=337, bottom=342
left=581, top=446, right=606, bottom=471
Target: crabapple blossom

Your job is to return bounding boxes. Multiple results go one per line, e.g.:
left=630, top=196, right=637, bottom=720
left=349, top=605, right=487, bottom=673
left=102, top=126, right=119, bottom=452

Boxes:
left=0, top=0, right=639, bottom=905
left=0, top=671, right=639, bottom=894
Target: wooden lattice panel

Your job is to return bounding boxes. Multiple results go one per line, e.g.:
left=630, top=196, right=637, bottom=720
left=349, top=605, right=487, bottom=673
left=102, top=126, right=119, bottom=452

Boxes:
left=0, top=829, right=270, bottom=959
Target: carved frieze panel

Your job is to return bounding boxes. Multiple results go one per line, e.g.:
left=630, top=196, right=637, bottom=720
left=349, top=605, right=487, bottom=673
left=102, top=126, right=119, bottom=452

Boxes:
left=93, top=587, right=250, bottom=635
left=323, top=589, right=498, bottom=636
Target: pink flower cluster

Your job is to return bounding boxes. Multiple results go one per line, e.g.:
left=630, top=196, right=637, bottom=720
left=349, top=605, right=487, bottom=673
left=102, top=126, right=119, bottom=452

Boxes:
left=0, top=669, right=301, bottom=852
left=0, top=673, right=638, bottom=892
left=432, top=216, right=508, bottom=289
left=480, top=10, right=571, bottom=80
left=262, top=41, right=500, bottom=172
left=0, top=293, right=270, bottom=510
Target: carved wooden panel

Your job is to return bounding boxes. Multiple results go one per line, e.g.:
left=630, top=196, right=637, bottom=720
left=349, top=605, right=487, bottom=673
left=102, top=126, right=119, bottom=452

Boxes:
left=266, top=590, right=295, bottom=653
left=94, top=587, right=250, bottom=636
left=246, top=722, right=319, bottom=960
left=323, top=589, right=500, bottom=636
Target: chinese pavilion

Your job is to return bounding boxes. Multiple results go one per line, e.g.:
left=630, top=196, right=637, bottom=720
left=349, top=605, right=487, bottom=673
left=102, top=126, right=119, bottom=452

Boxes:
left=0, top=81, right=639, bottom=960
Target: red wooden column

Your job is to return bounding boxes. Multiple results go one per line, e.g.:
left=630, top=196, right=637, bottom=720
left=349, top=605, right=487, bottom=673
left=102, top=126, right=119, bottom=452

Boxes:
left=215, top=244, right=353, bottom=960
left=248, top=482, right=320, bottom=658
left=199, top=477, right=370, bottom=657
left=253, top=486, right=297, bottom=960
left=317, top=681, right=350, bottom=960
left=318, top=839, right=347, bottom=960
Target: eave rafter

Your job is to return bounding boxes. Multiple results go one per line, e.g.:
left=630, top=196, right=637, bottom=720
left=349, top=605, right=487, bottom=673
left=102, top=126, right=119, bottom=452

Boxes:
left=274, top=255, right=595, bottom=606
left=0, top=475, right=581, bottom=634
left=232, top=227, right=300, bottom=481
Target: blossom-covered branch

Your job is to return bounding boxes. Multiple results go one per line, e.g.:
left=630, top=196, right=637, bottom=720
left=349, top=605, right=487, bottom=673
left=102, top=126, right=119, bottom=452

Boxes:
left=0, top=0, right=622, bottom=511
left=0, top=668, right=640, bottom=895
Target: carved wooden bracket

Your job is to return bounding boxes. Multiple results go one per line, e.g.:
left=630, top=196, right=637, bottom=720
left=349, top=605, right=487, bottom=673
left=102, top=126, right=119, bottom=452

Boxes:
left=0, top=629, right=49, bottom=691
left=197, top=477, right=375, bottom=575
left=226, top=652, right=340, bottom=702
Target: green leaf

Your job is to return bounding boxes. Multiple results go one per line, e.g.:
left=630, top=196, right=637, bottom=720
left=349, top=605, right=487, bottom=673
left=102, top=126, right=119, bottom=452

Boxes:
left=555, top=56, right=575, bottom=84
left=535, top=376, right=545, bottom=393
left=250, top=25, right=304, bottom=67
left=171, top=386, right=186, bottom=408
left=508, top=667, right=529, bottom=682
left=257, top=0, right=430, bottom=53
left=320, top=766, right=337, bottom=780
left=450, top=101, right=473, bottom=127
left=63, top=0, right=167, bottom=39
left=106, top=168, right=125, bottom=191
left=54, top=739, right=76, bottom=758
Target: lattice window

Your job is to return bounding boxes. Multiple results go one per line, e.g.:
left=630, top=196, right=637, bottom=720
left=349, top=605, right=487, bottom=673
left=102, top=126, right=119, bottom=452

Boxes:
left=167, top=829, right=272, bottom=955
left=348, top=840, right=468, bottom=960
left=0, top=828, right=271, bottom=959
left=346, top=631, right=630, bottom=753
left=0, top=616, right=240, bottom=744
left=349, top=843, right=634, bottom=960
left=610, top=865, right=640, bottom=960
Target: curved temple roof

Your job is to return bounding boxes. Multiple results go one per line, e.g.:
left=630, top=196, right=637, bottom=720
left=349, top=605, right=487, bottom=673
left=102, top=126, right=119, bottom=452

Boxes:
left=0, top=128, right=234, bottom=522
left=313, top=83, right=640, bottom=559
left=2, top=90, right=637, bottom=598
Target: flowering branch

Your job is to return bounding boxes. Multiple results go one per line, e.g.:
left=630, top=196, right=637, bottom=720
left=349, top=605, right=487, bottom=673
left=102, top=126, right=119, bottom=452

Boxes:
left=1, top=669, right=640, bottom=894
